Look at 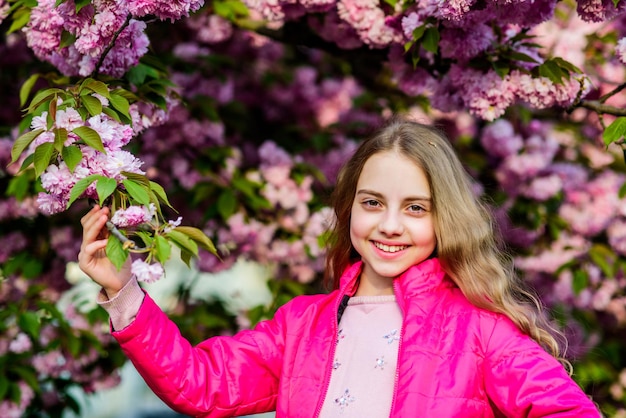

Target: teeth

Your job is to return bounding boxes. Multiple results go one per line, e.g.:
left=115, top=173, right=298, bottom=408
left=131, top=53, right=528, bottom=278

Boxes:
left=374, top=242, right=408, bottom=253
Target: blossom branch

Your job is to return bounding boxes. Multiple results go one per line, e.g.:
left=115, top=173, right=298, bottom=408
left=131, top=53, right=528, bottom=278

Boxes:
left=575, top=100, right=626, bottom=116
left=105, top=220, right=145, bottom=250
left=92, top=14, right=132, bottom=78
left=599, top=82, right=626, bottom=103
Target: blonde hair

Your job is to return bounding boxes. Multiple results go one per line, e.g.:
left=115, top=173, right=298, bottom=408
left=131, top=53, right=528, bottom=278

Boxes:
left=325, top=116, right=568, bottom=365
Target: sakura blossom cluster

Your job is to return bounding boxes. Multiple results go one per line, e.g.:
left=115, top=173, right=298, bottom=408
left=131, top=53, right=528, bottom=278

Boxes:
left=480, top=118, right=626, bottom=330
left=240, top=0, right=620, bottom=120
left=131, top=258, right=165, bottom=283
left=110, top=203, right=155, bottom=228
left=428, top=66, right=587, bottom=121
left=202, top=140, right=334, bottom=283
left=31, top=105, right=144, bottom=215
left=0, top=274, right=121, bottom=416
left=22, top=0, right=203, bottom=78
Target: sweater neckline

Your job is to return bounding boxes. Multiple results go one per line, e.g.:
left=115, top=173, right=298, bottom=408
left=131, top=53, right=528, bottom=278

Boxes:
left=348, top=295, right=396, bottom=305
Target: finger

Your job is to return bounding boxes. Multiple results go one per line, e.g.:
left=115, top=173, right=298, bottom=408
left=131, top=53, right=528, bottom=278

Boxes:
left=81, top=205, right=102, bottom=226
left=78, top=238, right=108, bottom=271
left=81, top=211, right=110, bottom=248
left=83, top=239, right=109, bottom=256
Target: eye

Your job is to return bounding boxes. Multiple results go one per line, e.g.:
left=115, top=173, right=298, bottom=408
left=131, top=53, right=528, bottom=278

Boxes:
left=407, top=204, right=426, bottom=213
left=363, top=199, right=381, bottom=208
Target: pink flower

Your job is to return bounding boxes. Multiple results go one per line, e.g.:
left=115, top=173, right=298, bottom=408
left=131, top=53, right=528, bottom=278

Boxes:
left=337, top=0, right=400, bottom=47
left=439, top=24, right=495, bottom=61
left=577, top=0, right=625, bottom=22
left=36, top=192, right=67, bottom=215
left=87, top=114, right=134, bottom=150
left=401, top=12, right=421, bottom=39
left=480, top=120, right=524, bottom=158
left=110, top=204, right=154, bottom=228
left=0, top=1, right=9, bottom=25
left=131, top=259, right=165, bottom=283
left=9, top=333, right=32, bottom=354
left=187, top=14, right=234, bottom=44
left=521, top=174, right=563, bottom=201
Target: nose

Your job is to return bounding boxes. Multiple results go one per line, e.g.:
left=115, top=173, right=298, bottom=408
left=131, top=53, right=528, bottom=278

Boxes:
left=378, top=210, right=404, bottom=236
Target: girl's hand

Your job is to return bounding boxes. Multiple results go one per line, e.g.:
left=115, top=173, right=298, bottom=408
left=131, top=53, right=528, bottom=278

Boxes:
left=78, top=205, right=132, bottom=298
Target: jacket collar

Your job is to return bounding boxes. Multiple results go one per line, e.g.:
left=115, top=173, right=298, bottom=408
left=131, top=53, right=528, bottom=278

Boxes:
left=338, top=257, right=451, bottom=300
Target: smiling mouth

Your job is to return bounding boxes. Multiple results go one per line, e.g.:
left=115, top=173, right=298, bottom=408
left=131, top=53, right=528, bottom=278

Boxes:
left=373, top=242, right=408, bottom=253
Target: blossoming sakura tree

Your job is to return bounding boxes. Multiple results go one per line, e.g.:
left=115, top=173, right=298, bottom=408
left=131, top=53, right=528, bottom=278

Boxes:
left=1, top=0, right=626, bottom=415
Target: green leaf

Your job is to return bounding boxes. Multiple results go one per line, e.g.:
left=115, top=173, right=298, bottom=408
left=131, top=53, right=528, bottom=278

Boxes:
left=217, top=189, right=237, bottom=220
left=54, top=128, right=68, bottom=152
left=18, top=154, right=35, bottom=173
left=412, top=25, right=427, bottom=42
left=67, top=174, right=100, bottom=208
left=19, top=74, right=40, bottom=107
left=166, top=230, right=199, bottom=257
left=82, top=94, right=103, bottom=116
left=121, top=171, right=150, bottom=186
left=174, top=226, right=217, bottom=255
left=551, top=57, right=582, bottom=74
left=18, top=311, right=40, bottom=338
left=6, top=173, right=31, bottom=200
left=106, top=234, right=129, bottom=271
left=403, top=40, right=414, bottom=53
left=505, top=51, right=539, bottom=63
left=59, top=30, right=77, bottom=49
left=589, top=244, right=615, bottom=278
left=73, top=126, right=105, bottom=153
left=537, top=60, right=566, bottom=85
left=66, top=334, right=81, bottom=357
left=126, top=63, right=150, bottom=85
left=122, top=179, right=151, bottom=205
left=572, top=270, right=588, bottom=295
left=12, top=365, right=39, bottom=393
left=27, top=88, right=65, bottom=112
left=619, top=182, right=626, bottom=199
left=422, top=27, right=440, bottom=54
left=82, top=79, right=110, bottom=98
left=11, top=128, right=44, bottom=164
left=0, top=375, right=9, bottom=400
left=149, top=181, right=174, bottom=209
left=602, top=117, right=626, bottom=146
left=102, top=106, right=122, bottom=122
left=492, top=60, right=510, bottom=78
left=154, top=235, right=172, bottom=265
left=33, top=142, right=55, bottom=177
left=7, top=8, right=31, bottom=34
left=96, top=177, right=118, bottom=206
left=109, top=93, right=130, bottom=118
left=62, top=145, right=83, bottom=172
left=75, top=0, right=92, bottom=12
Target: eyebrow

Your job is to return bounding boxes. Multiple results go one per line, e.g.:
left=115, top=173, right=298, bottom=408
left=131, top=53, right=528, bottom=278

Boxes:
left=356, top=189, right=432, bottom=202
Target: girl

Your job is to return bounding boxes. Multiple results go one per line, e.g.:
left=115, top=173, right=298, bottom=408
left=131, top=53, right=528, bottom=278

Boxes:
left=79, top=118, right=601, bottom=417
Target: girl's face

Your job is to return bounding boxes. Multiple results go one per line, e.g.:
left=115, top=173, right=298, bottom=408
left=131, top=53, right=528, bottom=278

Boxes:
left=350, top=151, right=436, bottom=296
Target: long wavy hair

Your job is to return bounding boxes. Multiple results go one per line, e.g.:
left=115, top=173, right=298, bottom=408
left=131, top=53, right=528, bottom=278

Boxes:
left=324, top=116, right=568, bottom=364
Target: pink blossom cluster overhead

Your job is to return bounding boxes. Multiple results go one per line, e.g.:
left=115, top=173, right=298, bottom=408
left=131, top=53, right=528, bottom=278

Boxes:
left=240, top=0, right=606, bottom=119
left=22, top=0, right=205, bottom=77
left=29, top=105, right=144, bottom=215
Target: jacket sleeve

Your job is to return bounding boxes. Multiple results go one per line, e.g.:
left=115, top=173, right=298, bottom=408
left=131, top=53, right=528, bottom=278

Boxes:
left=483, top=316, right=602, bottom=417
left=111, top=292, right=285, bottom=418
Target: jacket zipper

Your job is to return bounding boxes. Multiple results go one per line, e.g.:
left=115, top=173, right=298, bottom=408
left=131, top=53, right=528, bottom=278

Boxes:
left=312, top=294, right=344, bottom=418
left=389, top=280, right=406, bottom=418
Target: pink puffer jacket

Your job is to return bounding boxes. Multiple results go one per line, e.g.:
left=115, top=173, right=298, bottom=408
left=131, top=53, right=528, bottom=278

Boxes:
left=112, top=258, right=601, bottom=417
